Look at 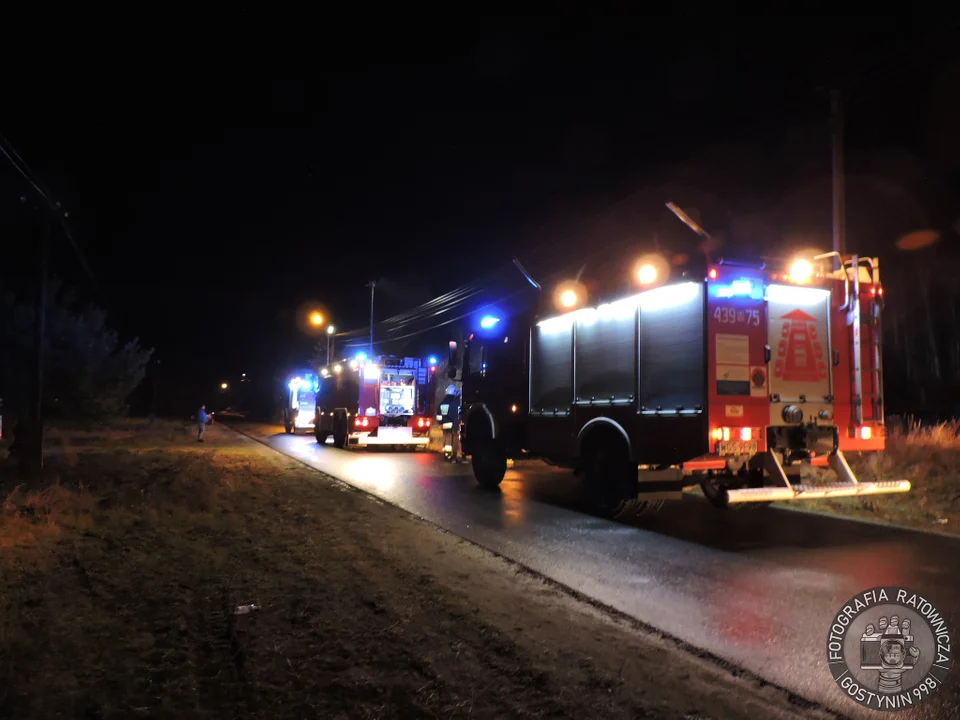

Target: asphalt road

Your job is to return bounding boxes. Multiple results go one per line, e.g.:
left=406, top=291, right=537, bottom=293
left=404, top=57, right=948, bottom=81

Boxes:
left=234, top=422, right=958, bottom=719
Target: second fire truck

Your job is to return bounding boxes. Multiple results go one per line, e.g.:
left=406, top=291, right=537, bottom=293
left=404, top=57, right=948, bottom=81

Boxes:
left=450, top=250, right=910, bottom=519
left=314, top=354, right=437, bottom=449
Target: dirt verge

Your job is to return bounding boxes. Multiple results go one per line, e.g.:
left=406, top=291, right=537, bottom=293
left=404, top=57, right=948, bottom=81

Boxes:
left=1, top=420, right=834, bottom=719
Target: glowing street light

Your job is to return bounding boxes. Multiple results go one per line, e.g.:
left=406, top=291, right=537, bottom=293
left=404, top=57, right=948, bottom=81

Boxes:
left=220, top=382, right=229, bottom=390
left=309, top=311, right=325, bottom=327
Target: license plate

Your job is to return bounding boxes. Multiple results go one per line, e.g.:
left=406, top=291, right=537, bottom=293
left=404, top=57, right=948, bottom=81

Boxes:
left=718, top=440, right=758, bottom=456
left=378, top=426, right=413, bottom=439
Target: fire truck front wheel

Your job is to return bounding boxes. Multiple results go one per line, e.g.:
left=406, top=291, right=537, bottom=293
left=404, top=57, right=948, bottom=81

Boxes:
left=471, top=435, right=507, bottom=488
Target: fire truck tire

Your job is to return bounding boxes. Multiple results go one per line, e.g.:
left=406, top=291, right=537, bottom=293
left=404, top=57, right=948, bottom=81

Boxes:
left=471, top=436, right=506, bottom=488
left=700, top=473, right=771, bottom=511
left=315, top=430, right=329, bottom=445
left=332, top=413, right=349, bottom=449
left=583, top=438, right=652, bottom=521
left=284, top=422, right=293, bottom=434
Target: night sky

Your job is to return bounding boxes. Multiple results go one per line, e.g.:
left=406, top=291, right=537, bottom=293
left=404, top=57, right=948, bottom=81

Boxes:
left=2, top=16, right=959, bottom=412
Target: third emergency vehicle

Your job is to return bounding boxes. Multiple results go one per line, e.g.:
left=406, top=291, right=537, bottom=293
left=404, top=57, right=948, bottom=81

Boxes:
left=314, top=354, right=436, bottom=449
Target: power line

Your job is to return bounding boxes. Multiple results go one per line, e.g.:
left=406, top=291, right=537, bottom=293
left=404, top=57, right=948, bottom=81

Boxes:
left=337, top=28, right=960, bottom=345
left=0, top=130, right=112, bottom=313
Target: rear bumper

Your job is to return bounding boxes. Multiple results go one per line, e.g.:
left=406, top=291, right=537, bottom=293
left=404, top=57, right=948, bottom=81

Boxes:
left=349, top=432, right=429, bottom=447
left=725, top=480, right=911, bottom=504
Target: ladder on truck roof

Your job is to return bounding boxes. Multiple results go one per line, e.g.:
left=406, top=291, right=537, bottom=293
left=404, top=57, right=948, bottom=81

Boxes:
left=722, top=253, right=909, bottom=504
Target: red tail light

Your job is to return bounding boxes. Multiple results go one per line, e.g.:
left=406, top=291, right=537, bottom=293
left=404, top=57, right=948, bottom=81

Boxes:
left=355, top=417, right=369, bottom=428
left=417, top=418, right=425, bottom=428
left=425, top=419, right=431, bottom=427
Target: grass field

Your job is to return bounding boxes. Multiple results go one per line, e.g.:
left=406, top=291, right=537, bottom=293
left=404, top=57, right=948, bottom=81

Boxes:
left=0, top=420, right=824, bottom=720
left=775, top=419, right=960, bottom=535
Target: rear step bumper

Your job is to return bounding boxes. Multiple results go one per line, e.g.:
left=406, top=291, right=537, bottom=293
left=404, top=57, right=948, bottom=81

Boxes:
left=351, top=433, right=429, bottom=446
left=726, top=480, right=911, bottom=504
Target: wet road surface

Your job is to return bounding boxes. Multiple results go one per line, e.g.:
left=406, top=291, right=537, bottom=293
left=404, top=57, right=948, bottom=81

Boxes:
left=235, top=423, right=958, bottom=718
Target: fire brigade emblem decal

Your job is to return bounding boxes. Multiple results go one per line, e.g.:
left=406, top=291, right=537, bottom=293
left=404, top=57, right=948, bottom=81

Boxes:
left=773, top=308, right=828, bottom=383
left=827, top=586, right=952, bottom=711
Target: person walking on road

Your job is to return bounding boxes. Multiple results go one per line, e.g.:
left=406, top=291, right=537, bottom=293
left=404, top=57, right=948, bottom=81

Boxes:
left=195, top=404, right=210, bottom=442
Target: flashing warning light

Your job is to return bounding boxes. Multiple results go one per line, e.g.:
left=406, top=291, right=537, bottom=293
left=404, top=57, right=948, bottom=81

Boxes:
left=355, top=352, right=367, bottom=363
left=333, top=364, right=342, bottom=373
left=429, top=366, right=436, bottom=373
left=288, top=377, right=302, bottom=391
left=349, top=360, right=358, bottom=370
left=860, top=426, right=872, bottom=440
left=788, top=259, right=814, bottom=284
left=480, top=315, right=500, bottom=329
left=428, top=355, right=438, bottom=365
left=363, top=363, right=380, bottom=380
left=712, top=278, right=762, bottom=300
left=740, top=427, right=752, bottom=442
left=637, top=263, right=658, bottom=285
left=708, top=268, right=718, bottom=280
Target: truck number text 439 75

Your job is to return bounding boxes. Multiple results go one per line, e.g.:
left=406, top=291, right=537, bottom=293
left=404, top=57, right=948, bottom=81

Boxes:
left=713, top=307, right=761, bottom=326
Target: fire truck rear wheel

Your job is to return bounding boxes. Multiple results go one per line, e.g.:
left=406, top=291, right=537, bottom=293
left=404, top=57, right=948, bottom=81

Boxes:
left=332, top=413, right=349, bottom=449
left=315, top=431, right=329, bottom=445
left=584, top=438, right=656, bottom=521
left=472, top=436, right=506, bottom=488
left=284, top=421, right=293, bottom=434
left=700, top=471, right=771, bottom=511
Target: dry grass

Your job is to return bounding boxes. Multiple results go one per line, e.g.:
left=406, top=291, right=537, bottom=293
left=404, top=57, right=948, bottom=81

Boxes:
left=782, top=419, right=960, bottom=534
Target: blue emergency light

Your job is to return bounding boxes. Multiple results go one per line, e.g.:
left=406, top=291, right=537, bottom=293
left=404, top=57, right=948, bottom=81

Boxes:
left=708, top=277, right=764, bottom=300
left=480, top=315, right=500, bottom=329
left=428, top=355, right=438, bottom=365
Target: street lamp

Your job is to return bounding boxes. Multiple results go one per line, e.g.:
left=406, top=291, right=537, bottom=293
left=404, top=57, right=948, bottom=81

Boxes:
left=327, top=324, right=335, bottom=364
left=220, top=382, right=229, bottom=390
left=309, top=311, right=324, bottom=327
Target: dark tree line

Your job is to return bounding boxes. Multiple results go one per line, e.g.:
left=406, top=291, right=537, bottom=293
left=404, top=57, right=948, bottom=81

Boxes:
left=0, top=278, right=153, bottom=431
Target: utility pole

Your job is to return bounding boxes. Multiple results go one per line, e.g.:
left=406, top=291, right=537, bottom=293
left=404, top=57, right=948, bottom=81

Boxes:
left=831, top=89, right=846, bottom=270
left=366, top=280, right=376, bottom=357
left=25, top=209, right=49, bottom=474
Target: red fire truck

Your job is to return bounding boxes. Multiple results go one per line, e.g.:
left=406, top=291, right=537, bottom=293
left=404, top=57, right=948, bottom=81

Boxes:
left=314, top=354, right=436, bottom=449
left=452, top=251, right=910, bottom=519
